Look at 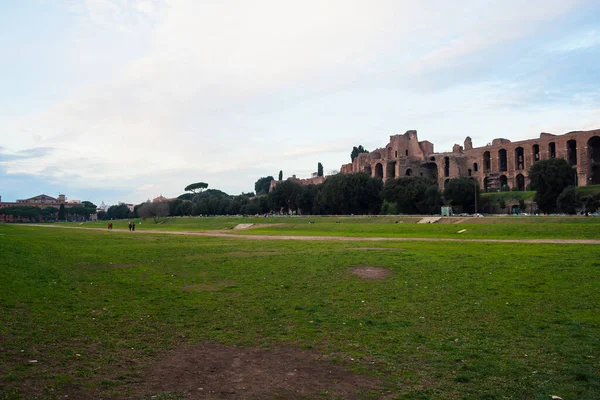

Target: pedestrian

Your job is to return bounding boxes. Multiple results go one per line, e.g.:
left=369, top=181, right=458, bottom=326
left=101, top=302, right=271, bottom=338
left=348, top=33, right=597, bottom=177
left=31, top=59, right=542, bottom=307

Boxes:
left=107, top=223, right=110, bottom=230
left=128, top=221, right=132, bottom=231
left=132, top=222, right=136, bottom=231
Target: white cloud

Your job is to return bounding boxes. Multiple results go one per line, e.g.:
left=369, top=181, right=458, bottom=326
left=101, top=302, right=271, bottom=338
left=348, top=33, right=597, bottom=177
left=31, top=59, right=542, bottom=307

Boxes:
left=2, top=0, right=598, bottom=204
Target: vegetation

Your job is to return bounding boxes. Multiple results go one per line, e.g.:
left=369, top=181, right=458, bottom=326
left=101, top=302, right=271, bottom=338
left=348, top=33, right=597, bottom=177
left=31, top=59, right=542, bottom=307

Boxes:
left=317, top=162, right=324, bottom=177
left=529, top=159, right=576, bottom=213
left=383, top=176, right=441, bottom=214
left=278, top=170, right=283, bottom=181
left=350, top=145, right=369, bottom=162
left=138, top=201, right=170, bottom=223
left=1, top=223, right=599, bottom=399
left=443, top=178, right=480, bottom=213
left=557, top=186, right=581, bottom=215
left=254, top=176, right=274, bottom=195
left=184, top=182, right=208, bottom=194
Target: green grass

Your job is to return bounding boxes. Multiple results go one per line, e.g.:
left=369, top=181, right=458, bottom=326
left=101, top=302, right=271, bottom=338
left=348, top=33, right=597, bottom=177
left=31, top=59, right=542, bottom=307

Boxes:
left=55, top=215, right=600, bottom=240
left=480, top=191, right=536, bottom=204
left=1, top=223, right=600, bottom=399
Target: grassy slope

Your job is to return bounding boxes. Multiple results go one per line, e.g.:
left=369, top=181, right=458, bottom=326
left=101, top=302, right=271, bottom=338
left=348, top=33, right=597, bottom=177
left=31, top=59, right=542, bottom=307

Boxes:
left=1, top=224, right=599, bottom=399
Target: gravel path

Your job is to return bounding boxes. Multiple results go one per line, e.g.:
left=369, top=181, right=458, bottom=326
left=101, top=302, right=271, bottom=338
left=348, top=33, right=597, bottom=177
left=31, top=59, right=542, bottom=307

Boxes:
left=25, top=224, right=600, bottom=245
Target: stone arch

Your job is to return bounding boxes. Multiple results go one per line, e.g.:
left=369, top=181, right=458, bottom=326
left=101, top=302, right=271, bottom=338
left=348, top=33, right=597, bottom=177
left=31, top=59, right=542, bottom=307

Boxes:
left=588, top=136, right=600, bottom=185
left=533, top=144, right=540, bottom=162
left=405, top=168, right=412, bottom=176
left=515, top=147, right=524, bottom=170
left=567, top=139, right=577, bottom=165
left=483, top=151, right=491, bottom=172
left=549, top=142, right=556, bottom=158
left=468, top=168, right=472, bottom=177
left=473, top=162, right=478, bottom=172
left=444, top=157, right=450, bottom=177
left=515, top=174, right=525, bottom=191
left=429, top=156, right=436, bottom=162
left=420, top=162, right=438, bottom=183
left=499, top=175, right=508, bottom=190
left=374, top=163, right=383, bottom=179
left=387, top=161, right=396, bottom=179
left=498, top=149, right=507, bottom=172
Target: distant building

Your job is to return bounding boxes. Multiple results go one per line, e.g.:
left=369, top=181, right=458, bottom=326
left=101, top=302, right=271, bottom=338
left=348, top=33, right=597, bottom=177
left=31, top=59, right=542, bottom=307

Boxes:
left=269, top=174, right=327, bottom=192
left=118, top=202, right=135, bottom=212
left=0, top=194, right=81, bottom=222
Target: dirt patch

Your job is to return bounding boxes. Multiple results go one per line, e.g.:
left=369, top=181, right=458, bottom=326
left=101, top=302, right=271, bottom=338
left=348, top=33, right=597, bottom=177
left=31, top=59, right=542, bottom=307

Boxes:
left=81, top=263, right=138, bottom=269
left=135, top=343, right=383, bottom=399
left=346, top=247, right=404, bottom=251
left=350, top=266, right=391, bottom=280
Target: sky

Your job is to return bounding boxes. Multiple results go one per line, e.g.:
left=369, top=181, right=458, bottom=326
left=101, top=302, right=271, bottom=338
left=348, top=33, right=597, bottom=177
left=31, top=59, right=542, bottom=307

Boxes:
left=1, top=0, right=599, bottom=206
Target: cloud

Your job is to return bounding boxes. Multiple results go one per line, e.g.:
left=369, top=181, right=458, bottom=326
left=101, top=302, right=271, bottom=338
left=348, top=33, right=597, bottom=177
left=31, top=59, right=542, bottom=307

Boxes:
left=2, top=0, right=598, bottom=205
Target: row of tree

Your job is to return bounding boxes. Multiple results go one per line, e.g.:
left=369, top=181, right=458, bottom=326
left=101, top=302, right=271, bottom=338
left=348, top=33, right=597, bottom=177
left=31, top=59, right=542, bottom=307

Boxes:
left=0, top=201, right=98, bottom=222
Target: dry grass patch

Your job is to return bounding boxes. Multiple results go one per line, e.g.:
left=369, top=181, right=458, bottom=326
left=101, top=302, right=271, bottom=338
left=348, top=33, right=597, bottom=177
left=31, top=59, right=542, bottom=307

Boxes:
left=350, top=266, right=391, bottom=280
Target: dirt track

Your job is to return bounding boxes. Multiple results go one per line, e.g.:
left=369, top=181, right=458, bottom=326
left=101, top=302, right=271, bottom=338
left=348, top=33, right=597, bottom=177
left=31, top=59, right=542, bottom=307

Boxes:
left=26, top=224, right=600, bottom=245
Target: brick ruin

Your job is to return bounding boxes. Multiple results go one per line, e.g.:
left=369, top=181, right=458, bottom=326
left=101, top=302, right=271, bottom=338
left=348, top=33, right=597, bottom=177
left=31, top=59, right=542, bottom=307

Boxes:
left=341, top=129, right=600, bottom=191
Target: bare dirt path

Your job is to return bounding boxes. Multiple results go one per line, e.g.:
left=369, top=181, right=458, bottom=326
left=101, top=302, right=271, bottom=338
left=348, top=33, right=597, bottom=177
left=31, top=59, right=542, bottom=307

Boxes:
left=25, top=224, right=600, bottom=245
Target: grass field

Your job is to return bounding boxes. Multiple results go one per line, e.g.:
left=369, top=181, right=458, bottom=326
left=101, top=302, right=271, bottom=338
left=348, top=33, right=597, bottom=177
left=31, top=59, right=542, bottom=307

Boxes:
left=1, top=221, right=599, bottom=399
left=61, top=215, right=600, bottom=240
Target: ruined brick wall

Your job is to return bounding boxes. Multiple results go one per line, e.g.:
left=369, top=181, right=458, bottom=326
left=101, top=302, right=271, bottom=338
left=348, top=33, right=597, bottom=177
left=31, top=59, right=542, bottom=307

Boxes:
left=341, top=129, right=600, bottom=190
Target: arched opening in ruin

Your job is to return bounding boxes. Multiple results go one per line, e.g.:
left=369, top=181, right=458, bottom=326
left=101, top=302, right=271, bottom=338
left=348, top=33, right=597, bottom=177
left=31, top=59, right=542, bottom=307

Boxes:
left=498, top=149, right=507, bottom=172
left=473, top=162, right=478, bottom=172
left=405, top=168, right=412, bottom=176
left=588, top=136, right=600, bottom=185
left=420, top=162, right=438, bottom=184
left=549, top=142, right=556, bottom=158
left=515, top=174, right=525, bottom=191
left=363, top=165, right=372, bottom=176
left=386, top=162, right=396, bottom=179
left=395, top=151, right=398, bottom=158
left=444, top=157, right=450, bottom=177
left=375, top=163, right=383, bottom=179
left=567, top=140, right=577, bottom=165
left=483, top=151, right=491, bottom=172
left=468, top=169, right=472, bottom=176
left=499, top=175, right=508, bottom=191
left=533, top=144, right=540, bottom=162
left=515, top=147, right=524, bottom=170
left=430, top=156, right=436, bottom=162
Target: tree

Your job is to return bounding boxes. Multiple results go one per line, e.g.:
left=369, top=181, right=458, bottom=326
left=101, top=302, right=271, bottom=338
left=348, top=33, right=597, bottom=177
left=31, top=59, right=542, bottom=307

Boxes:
left=82, top=201, right=97, bottom=209
left=557, top=186, right=581, bottom=215
left=278, top=170, right=283, bottom=181
left=443, top=178, right=480, bottom=214
left=106, top=204, right=131, bottom=220
left=254, top=176, right=274, bottom=195
left=383, top=177, right=441, bottom=214
left=317, top=162, right=324, bottom=177
left=184, top=182, right=208, bottom=194
left=529, top=159, right=576, bottom=213
left=350, top=145, right=369, bottom=162
left=268, top=179, right=303, bottom=213
left=320, top=172, right=383, bottom=215
left=138, top=201, right=170, bottom=223
left=58, top=203, right=66, bottom=221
